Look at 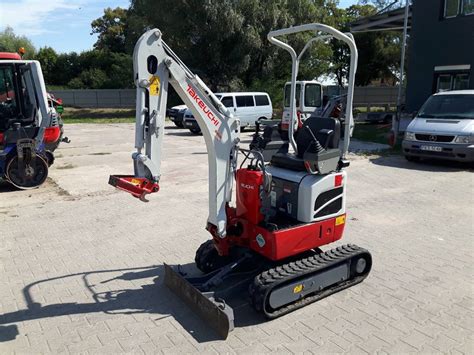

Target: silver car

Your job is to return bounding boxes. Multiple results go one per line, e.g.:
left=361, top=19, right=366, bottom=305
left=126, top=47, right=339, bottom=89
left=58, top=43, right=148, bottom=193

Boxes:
left=402, top=90, right=474, bottom=163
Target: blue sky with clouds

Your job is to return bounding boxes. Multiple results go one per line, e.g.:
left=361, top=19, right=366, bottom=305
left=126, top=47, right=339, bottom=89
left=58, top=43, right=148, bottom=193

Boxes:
left=0, top=0, right=359, bottom=53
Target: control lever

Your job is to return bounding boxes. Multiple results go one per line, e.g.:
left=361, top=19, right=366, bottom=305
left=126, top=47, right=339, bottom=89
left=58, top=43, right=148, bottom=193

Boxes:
left=304, top=125, right=324, bottom=153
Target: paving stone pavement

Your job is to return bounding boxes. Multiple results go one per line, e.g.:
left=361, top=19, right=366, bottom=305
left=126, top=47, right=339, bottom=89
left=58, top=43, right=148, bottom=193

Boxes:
left=1, top=123, right=473, bottom=354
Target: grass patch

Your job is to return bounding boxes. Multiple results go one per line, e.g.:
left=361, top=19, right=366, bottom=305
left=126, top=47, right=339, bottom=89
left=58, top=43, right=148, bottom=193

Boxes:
left=62, top=107, right=135, bottom=124
left=63, top=117, right=135, bottom=124
left=352, top=122, right=403, bottom=156
left=352, top=122, right=391, bottom=145
left=64, top=107, right=135, bottom=119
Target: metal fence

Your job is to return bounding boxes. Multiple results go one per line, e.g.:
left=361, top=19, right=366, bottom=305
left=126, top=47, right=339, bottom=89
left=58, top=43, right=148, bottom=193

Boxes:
left=50, top=89, right=135, bottom=108
left=50, top=86, right=404, bottom=109
left=326, top=86, right=405, bottom=110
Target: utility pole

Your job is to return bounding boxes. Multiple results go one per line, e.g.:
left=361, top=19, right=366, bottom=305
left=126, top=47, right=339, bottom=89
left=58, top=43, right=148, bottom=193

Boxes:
left=394, top=0, right=410, bottom=145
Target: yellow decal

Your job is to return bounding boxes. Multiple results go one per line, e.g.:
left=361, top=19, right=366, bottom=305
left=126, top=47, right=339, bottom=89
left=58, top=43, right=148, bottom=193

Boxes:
left=293, top=284, right=304, bottom=294
left=131, top=178, right=141, bottom=185
left=335, top=215, right=346, bottom=226
left=149, top=75, right=160, bottom=96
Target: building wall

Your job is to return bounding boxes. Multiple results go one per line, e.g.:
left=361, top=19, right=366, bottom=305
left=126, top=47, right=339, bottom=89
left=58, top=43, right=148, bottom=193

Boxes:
left=406, top=0, right=474, bottom=111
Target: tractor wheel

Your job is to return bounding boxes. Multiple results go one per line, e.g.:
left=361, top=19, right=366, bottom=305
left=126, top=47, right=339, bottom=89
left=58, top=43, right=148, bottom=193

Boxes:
left=45, top=151, right=55, bottom=166
left=5, top=155, right=48, bottom=190
left=195, top=240, right=230, bottom=274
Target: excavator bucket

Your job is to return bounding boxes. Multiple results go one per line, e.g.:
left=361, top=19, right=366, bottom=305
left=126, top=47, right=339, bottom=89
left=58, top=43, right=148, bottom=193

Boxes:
left=163, top=263, right=234, bottom=339
left=108, top=175, right=159, bottom=202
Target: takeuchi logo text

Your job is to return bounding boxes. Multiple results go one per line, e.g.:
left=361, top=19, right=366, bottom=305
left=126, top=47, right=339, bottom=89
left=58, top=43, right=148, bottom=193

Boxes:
left=186, top=85, right=221, bottom=128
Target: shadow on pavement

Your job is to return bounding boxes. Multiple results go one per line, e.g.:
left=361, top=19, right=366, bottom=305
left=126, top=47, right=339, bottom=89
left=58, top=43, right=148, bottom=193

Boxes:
left=0, top=181, right=16, bottom=193
left=0, top=264, right=264, bottom=343
left=166, top=131, right=201, bottom=137
left=370, top=155, right=474, bottom=173
left=0, top=325, right=18, bottom=342
left=164, top=125, right=184, bottom=130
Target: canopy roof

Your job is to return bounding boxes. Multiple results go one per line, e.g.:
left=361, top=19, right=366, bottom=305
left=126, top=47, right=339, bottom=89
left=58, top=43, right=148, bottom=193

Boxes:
left=350, top=6, right=412, bottom=33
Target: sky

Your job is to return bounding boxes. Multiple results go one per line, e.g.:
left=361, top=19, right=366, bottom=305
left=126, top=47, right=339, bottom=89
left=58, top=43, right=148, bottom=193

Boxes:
left=0, top=0, right=360, bottom=54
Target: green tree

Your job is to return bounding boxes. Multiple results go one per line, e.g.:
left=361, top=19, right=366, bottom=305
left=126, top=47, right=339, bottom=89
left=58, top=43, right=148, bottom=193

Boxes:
left=360, top=0, right=405, bottom=9
left=127, top=0, right=339, bottom=94
left=35, top=47, right=58, bottom=84
left=91, top=7, right=128, bottom=53
left=0, top=26, right=36, bottom=58
left=329, top=4, right=401, bottom=86
left=68, top=68, right=108, bottom=89
left=52, top=52, right=82, bottom=86
left=103, top=52, right=133, bottom=88
left=128, top=0, right=256, bottom=90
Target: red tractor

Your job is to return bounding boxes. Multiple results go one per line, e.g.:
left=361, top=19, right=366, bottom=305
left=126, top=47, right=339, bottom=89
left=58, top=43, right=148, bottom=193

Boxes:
left=0, top=51, right=63, bottom=188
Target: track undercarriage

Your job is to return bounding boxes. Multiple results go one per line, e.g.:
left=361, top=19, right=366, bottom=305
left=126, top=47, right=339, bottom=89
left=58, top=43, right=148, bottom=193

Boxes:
left=164, top=241, right=371, bottom=339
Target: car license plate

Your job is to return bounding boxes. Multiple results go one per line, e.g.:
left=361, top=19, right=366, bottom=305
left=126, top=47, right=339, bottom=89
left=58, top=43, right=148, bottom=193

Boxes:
left=420, top=145, right=442, bottom=152
left=185, top=122, right=193, bottom=127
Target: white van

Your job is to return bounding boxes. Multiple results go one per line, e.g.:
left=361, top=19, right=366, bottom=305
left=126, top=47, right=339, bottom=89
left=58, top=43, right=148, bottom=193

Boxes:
left=216, top=92, right=272, bottom=127
left=281, top=81, right=324, bottom=130
left=402, top=90, right=474, bottom=163
left=183, top=92, right=272, bottom=134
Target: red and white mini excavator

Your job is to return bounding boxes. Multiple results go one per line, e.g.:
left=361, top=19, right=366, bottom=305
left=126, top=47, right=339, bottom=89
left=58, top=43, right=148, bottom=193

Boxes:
left=110, top=23, right=372, bottom=339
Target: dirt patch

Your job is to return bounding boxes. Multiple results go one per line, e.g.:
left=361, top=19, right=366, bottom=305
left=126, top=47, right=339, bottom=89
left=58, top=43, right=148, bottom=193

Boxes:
left=56, top=164, right=76, bottom=170
left=45, top=178, right=72, bottom=197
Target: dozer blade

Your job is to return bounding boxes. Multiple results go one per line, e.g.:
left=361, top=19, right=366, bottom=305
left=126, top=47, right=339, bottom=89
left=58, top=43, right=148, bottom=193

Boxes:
left=163, top=263, right=234, bottom=339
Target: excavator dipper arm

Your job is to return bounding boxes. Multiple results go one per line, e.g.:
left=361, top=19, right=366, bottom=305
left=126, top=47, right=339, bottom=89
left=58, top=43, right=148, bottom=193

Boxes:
left=110, top=29, right=240, bottom=237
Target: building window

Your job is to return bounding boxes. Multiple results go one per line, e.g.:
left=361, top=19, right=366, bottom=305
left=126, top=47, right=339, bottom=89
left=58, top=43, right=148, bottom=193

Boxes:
left=463, top=0, right=474, bottom=14
left=454, top=73, right=470, bottom=90
left=435, top=72, right=470, bottom=92
left=437, top=75, right=453, bottom=92
left=445, top=0, right=460, bottom=17
left=444, top=0, right=474, bottom=17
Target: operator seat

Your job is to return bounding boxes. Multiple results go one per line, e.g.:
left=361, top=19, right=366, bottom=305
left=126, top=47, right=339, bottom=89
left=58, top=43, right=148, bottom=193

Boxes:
left=249, top=122, right=289, bottom=162
left=270, top=116, right=341, bottom=174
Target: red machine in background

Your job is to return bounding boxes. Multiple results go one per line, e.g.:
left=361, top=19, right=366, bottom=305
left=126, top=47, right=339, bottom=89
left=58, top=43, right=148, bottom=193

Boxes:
left=0, top=51, right=65, bottom=188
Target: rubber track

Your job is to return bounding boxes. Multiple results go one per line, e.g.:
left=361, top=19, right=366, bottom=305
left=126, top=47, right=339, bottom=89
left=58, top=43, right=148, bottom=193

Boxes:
left=249, top=244, right=371, bottom=318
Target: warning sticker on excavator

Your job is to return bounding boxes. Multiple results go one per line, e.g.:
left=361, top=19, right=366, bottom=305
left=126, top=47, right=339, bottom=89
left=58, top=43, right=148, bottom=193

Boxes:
left=293, top=284, right=304, bottom=294
left=130, top=178, right=141, bottom=186
left=149, top=75, right=160, bottom=96
left=335, top=215, right=346, bottom=226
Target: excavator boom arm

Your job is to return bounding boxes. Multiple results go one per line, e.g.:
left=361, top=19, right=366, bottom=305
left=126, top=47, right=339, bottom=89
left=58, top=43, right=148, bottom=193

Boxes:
left=111, top=29, right=240, bottom=237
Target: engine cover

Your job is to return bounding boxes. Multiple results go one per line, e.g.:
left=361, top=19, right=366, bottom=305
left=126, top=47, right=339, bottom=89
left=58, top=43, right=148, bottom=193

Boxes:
left=265, top=166, right=346, bottom=223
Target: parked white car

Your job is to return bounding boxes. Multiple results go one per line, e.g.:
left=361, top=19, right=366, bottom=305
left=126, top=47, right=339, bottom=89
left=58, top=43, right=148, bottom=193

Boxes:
left=402, top=90, right=474, bottom=163
left=183, top=92, right=273, bottom=134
